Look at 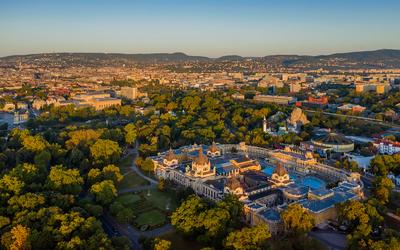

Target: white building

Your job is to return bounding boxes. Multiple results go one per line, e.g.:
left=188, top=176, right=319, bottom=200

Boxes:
left=373, top=139, right=400, bottom=155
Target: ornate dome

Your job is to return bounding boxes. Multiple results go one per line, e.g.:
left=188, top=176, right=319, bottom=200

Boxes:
left=194, top=147, right=209, bottom=165
left=226, top=176, right=243, bottom=190
left=209, top=142, right=219, bottom=153
left=165, top=148, right=178, bottom=161
left=312, top=132, right=353, bottom=146
left=273, top=162, right=288, bottom=176
left=288, top=107, right=309, bottom=126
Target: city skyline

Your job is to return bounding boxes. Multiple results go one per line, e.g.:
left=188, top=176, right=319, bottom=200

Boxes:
left=1, top=0, right=400, bottom=57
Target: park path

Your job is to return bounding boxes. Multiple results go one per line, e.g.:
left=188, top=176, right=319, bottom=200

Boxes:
left=126, top=141, right=158, bottom=185
left=104, top=211, right=173, bottom=250
left=106, top=142, right=171, bottom=249
left=118, top=143, right=158, bottom=195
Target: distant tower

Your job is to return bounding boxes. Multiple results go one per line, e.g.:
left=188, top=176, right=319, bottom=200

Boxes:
left=263, top=116, right=268, bottom=133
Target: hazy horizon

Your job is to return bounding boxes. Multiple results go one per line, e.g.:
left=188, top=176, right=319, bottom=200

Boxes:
left=2, top=48, right=400, bottom=59
left=1, top=0, right=399, bottom=57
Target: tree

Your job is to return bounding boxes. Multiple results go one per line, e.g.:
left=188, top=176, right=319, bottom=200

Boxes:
left=10, top=225, right=31, bottom=250
left=8, top=193, right=46, bottom=211
left=102, top=164, right=123, bottom=184
left=65, top=129, right=102, bottom=149
left=22, top=135, right=48, bottom=152
left=115, top=208, right=135, bottom=224
left=90, top=180, right=117, bottom=205
left=171, top=195, right=206, bottom=234
left=0, top=216, right=10, bottom=229
left=224, top=224, right=271, bottom=250
left=0, top=174, right=25, bottom=196
left=85, top=204, right=104, bottom=217
left=372, top=177, right=394, bottom=204
left=337, top=200, right=383, bottom=249
left=123, top=123, right=137, bottom=146
left=10, top=163, right=45, bottom=185
left=90, top=139, right=121, bottom=166
left=199, top=208, right=230, bottom=239
left=281, top=204, right=314, bottom=235
left=153, top=238, right=171, bottom=250
left=370, top=155, right=400, bottom=176
left=140, top=158, right=155, bottom=173
left=33, top=150, right=51, bottom=168
left=87, top=168, right=102, bottom=185
left=217, top=195, right=244, bottom=229
left=47, top=165, right=84, bottom=195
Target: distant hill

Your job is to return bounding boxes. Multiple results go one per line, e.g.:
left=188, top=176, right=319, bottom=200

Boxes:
left=317, top=49, right=400, bottom=61
left=1, top=49, right=400, bottom=68
left=0, top=52, right=209, bottom=64
left=215, top=55, right=246, bottom=61
left=278, top=49, right=400, bottom=68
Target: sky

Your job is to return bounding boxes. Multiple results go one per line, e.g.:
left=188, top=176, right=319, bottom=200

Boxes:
left=0, top=0, right=399, bottom=57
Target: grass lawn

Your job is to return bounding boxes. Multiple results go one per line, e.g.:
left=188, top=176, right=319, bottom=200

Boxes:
left=141, top=189, right=178, bottom=212
left=161, top=231, right=203, bottom=250
left=135, top=209, right=166, bottom=227
left=116, top=194, right=141, bottom=206
left=118, top=172, right=150, bottom=190
left=118, top=154, right=136, bottom=174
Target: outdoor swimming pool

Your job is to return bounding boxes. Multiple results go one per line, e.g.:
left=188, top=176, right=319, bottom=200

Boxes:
left=300, top=176, right=326, bottom=190
left=261, top=165, right=326, bottom=190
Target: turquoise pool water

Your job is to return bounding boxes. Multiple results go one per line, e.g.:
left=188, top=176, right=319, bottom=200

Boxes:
left=261, top=165, right=326, bottom=190
left=300, top=176, right=325, bottom=190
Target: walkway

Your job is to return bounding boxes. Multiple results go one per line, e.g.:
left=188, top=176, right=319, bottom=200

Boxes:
left=103, top=212, right=173, bottom=250
left=309, top=230, right=347, bottom=250
left=107, top=143, right=166, bottom=249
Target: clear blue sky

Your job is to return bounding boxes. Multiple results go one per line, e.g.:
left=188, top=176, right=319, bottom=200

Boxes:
left=0, top=0, right=399, bottom=57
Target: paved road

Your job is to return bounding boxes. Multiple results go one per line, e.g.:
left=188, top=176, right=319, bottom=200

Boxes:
left=309, top=229, right=347, bottom=250
left=304, top=109, right=400, bottom=129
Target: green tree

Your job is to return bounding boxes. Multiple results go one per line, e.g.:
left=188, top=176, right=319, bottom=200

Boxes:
left=8, top=193, right=46, bottom=211
left=34, top=150, right=51, bottom=168
left=123, top=123, right=137, bottom=146
left=22, top=135, right=48, bottom=152
left=372, top=176, right=394, bottom=204
left=47, top=165, right=84, bottom=195
left=102, top=164, right=123, bottom=184
left=0, top=174, right=25, bottom=196
left=153, top=238, right=171, bottom=250
left=90, top=139, right=121, bottom=166
left=337, top=200, right=383, bottom=249
left=66, top=129, right=102, bottom=149
left=199, top=208, right=230, bottom=239
left=224, top=224, right=271, bottom=250
left=115, top=208, right=135, bottom=224
left=140, top=158, right=155, bottom=173
left=0, top=216, right=10, bottom=229
left=90, top=180, right=117, bottom=205
left=171, top=195, right=206, bottom=234
left=281, top=204, right=314, bottom=235
left=87, top=168, right=102, bottom=185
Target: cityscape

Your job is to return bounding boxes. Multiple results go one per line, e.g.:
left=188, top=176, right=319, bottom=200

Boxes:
left=0, top=1, right=400, bottom=250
